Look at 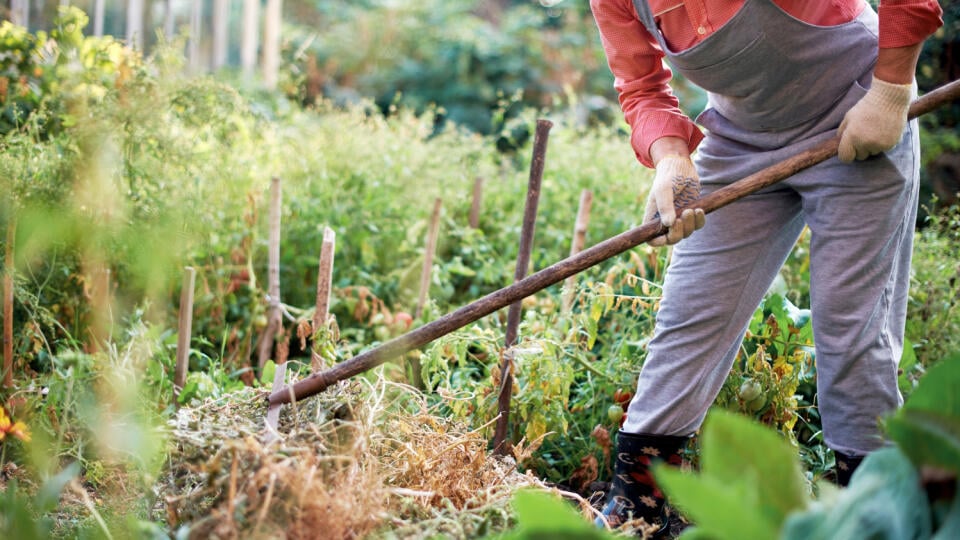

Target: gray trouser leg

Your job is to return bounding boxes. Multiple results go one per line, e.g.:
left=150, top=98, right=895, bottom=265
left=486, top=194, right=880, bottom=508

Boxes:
left=623, top=186, right=806, bottom=435
left=798, top=124, right=919, bottom=455
left=623, top=124, right=918, bottom=453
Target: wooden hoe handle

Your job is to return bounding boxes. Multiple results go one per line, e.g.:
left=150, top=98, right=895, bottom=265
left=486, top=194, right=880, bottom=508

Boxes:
left=269, top=78, right=960, bottom=406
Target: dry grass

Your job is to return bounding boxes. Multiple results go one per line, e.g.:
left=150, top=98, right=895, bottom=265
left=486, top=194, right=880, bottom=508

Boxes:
left=156, top=372, right=547, bottom=539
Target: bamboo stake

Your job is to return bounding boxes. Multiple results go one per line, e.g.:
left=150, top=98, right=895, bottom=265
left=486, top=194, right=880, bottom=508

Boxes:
left=411, top=197, right=443, bottom=389
left=86, top=263, right=112, bottom=354
left=493, top=119, right=552, bottom=455
left=258, top=177, right=282, bottom=370
left=267, top=78, right=960, bottom=406
left=173, top=266, right=197, bottom=404
left=562, top=189, right=593, bottom=313
left=416, top=198, right=443, bottom=320
left=469, top=177, right=483, bottom=229
left=311, top=227, right=336, bottom=371
left=3, top=220, right=15, bottom=388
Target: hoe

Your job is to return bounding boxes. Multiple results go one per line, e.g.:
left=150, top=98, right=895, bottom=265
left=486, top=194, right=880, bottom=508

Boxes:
left=268, top=79, right=960, bottom=414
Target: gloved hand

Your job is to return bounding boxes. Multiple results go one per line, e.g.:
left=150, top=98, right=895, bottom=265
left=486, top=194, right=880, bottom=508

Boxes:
left=644, top=154, right=706, bottom=247
left=838, top=76, right=912, bottom=162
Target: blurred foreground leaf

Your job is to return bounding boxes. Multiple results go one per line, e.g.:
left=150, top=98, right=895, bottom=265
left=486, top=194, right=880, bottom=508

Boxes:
left=655, top=409, right=808, bottom=540
left=885, top=354, right=960, bottom=473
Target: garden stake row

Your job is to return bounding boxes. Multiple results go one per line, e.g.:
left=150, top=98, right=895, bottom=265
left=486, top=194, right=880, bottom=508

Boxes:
left=493, top=118, right=552, bottom=455
left=173, top=266, right=197, bottom=405
left=562, top=189, right=594, bottom=314
left=268, top=77, right=960, bottom=407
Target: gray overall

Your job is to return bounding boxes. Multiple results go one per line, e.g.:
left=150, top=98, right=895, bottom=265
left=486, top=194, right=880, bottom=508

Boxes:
left=622, top=0, right=920, bottom=456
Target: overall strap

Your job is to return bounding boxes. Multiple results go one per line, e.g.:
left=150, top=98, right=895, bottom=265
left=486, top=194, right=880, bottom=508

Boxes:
left=630, top=0, right=669, bottom=51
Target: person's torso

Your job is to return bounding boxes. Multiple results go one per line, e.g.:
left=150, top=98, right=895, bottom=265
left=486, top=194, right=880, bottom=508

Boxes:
left=648, top=0, right=867, bottom=51
left=633, top=0, right=878, bottom=138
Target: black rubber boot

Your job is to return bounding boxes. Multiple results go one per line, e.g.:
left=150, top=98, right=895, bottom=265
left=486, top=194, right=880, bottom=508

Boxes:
left=595, top=431, right=688, bottom=533
left=834, top=450, right=865, bottom=487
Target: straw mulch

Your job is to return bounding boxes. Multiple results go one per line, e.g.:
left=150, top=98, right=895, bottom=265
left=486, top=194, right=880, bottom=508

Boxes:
left=156, top=375, right=556, bottom=539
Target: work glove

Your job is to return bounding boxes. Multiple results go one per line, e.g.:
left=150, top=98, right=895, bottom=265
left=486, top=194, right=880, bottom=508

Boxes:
left=644, top=154, right=706, bottom=247
left=838, top=76, right=912, bottom=162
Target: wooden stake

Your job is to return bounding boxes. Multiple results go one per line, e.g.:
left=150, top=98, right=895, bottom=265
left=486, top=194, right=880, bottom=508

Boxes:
left=173, top=266, right=197, bottom=404
left=3, top=220, right=15, bottom=388
left=410, top=198, right=442, bottom=389
left=493, top=119, right=552, bottom=455
left=469, top=177, right=483, bottom=229
left=267, top=78, right=960, bottom=406
left=416, top=198, right=443, bottom=320
left=312, top=227, right=336, bottom=371
left=562, top=189, right=593, bottom=313
left=86, top=263, right=112, bottom=354
left=258, top=177, right=282, bottom=370
left=264, top=327, right=290, bottom=439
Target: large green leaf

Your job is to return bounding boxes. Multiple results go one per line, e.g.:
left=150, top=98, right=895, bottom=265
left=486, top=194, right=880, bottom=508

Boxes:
left=782, top=447, right=930, bottom=540
left=898, top=337, right=918, bottom=395
left=494, top=489, right=615, bottom=540
left=654, top=409, right=808, bottom=540
left=885, top=410, right=960, bottom=474
left=656, top=465, right=780, bottom=540
left=900, top=354, right=960, bottom=415
left=699, top=409, right=808, bottom=522
left=886, top=354, right=960, bottom=471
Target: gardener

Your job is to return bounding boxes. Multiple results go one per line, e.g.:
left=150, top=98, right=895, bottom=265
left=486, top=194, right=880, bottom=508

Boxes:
left=588, top=0, right=944, bottom=531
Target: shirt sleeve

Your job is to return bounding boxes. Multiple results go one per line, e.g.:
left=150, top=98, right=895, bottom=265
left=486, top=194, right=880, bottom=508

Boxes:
left=878, top=0, right=944, bottom=48
left=589, top=0, right=704, bottom=168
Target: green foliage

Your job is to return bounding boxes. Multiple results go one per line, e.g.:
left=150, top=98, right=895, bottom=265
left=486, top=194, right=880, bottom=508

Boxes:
left=658, top=352, right=960, bottom=540
left=0, top=7, right=141, bottom=138
left=781, top=447, right=932, bottom=540
left=655, top=409, right=809, bottom=540
left=494, top=488, right=616, bottom=540
left=906, top=204, right=960, bottom=371
left=884, top=354, right=960, bottom=474
left=283, top=0, right=617, bottom=135
left=0, top=462, right=79, bottom=540
left=714, top=294, right=815, bottom=442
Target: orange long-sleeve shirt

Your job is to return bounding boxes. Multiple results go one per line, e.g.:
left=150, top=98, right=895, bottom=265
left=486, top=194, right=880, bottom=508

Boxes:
left=590, top=0, right=944, bottom=166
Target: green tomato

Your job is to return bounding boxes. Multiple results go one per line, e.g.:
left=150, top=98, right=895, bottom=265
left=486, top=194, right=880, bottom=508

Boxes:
left=738, top=379, right=763, bottom=402
left=746, top=394, right=768, bottom=413
left=373, top=325, right=391, bottom=342
left=607, top=404, right=624, bottom=424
